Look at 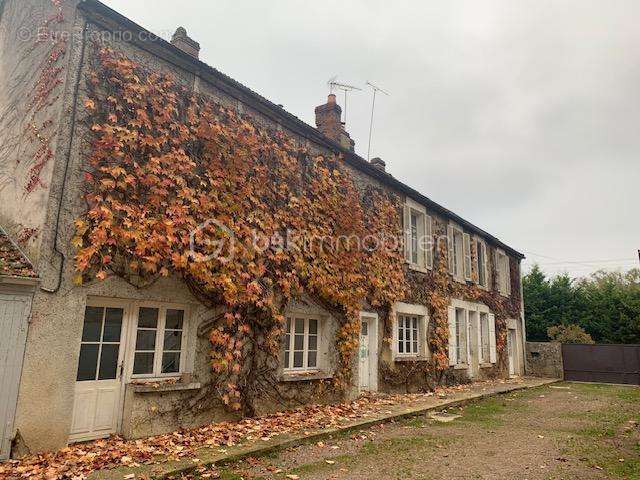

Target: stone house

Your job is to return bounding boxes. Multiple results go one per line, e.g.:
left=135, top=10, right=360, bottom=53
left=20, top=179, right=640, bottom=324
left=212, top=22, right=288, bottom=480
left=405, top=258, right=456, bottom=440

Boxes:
left=0, top=0, right=526, bottom=458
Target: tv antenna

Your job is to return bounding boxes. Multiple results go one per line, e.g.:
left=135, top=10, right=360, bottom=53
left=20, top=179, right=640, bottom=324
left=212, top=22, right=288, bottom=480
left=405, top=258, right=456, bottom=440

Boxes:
left=328, top=76, right=361, bottom=125
left=366, top=81, right=390, bottom=161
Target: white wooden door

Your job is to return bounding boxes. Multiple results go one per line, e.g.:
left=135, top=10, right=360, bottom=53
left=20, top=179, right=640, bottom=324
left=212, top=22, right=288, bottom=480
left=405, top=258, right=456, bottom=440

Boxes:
left=0, top=294, right=31, bottom=461
left=358, top=314, right=378, bottom=392
left=507, top=329, right=516, bottom=376
left=358, top=318, right=370, bottom=390
left=70, top=304, right=127, bottom=442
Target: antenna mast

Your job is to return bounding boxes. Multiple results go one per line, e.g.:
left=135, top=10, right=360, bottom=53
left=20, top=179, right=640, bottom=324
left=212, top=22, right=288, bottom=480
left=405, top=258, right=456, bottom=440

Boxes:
left=328, top=77, right=361, bottom=125
left=366, top=81, right=390, bottom=161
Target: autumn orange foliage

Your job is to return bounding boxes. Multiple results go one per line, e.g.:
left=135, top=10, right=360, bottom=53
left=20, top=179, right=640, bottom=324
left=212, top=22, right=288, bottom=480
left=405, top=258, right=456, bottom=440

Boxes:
left=75, top=46, right=407, bottom=411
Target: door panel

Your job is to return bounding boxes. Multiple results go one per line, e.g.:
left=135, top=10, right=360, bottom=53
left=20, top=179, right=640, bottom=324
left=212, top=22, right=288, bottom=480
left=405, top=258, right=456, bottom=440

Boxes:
left=0, top=294, right=31, bottom=461
left=358, top=319, right=370, bottom=390
left=70, top=389, right=94, bottom=435
left=508, top=329, right=516, bottom=376
left=358, top=315, right=378, bottom=392
left=94, top=387, right=119, bottom=430
left=70, top=305, right=126, bottom=442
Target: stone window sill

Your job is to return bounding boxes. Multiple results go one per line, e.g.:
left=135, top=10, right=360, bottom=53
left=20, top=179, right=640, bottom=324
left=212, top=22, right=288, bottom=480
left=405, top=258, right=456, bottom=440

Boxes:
left=128, top=381, right=202, bottom=394
left=280, top=371, right=332, bottom=382
left=453, top=364, right=469, bottom=370
left=394, top=356, right=429, bottom=362
left=407, top=263, right=430, bottom=274
left=480, top=363, right=495, bottom=368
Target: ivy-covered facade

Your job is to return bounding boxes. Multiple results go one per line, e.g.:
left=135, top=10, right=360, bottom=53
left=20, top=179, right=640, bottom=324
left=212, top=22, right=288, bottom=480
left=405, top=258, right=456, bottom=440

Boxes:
left=0, top=0, right=525, bottom=457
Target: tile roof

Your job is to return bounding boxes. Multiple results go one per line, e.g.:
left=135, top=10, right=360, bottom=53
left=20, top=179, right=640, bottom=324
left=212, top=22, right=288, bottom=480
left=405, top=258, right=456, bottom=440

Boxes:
left=0, top=227, right=38, bottom=279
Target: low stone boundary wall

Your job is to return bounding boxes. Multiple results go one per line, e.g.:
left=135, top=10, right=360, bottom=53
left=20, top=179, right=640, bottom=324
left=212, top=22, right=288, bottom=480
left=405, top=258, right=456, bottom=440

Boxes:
left=526, top=342, right=563, bottom=379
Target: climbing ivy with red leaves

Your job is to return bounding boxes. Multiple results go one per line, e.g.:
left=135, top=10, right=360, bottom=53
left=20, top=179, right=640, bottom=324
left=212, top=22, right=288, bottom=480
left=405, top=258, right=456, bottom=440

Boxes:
left=24, top=0, right=67, bottom=193
left=75, top=46, right=407, bottom=412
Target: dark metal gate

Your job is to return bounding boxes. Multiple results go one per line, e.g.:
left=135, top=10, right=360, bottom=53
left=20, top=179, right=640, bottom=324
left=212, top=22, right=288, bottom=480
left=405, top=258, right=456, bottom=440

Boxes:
left=561, top=344, right=640, bottom=385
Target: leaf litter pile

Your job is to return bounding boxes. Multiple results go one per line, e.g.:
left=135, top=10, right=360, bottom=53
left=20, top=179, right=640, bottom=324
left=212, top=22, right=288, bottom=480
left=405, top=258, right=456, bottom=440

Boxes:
left=1, top=383, right=485, bottom=479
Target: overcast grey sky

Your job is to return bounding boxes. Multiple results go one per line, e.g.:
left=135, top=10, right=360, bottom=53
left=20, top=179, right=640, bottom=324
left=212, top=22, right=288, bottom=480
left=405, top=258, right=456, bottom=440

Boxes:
left=103, top=0, right=640, bottom=278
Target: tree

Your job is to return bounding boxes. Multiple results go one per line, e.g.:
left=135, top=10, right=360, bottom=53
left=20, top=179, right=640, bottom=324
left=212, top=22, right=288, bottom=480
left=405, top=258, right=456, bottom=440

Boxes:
left=523, top=264, right=551, bottom=341
left=547, top=324, right=594, bottom=344
left=523, top=265, right=640, bottom=344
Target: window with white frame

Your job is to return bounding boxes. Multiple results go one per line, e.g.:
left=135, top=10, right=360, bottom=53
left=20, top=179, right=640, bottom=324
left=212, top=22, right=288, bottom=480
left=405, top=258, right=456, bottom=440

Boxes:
left=397, top=314, right=420, bottom=355
left=393, top=302, right=429, bottom=358
left=76, top=305, right=125, bottom=382
left=463, top=233, right=472, bottom=281
left=132, top=306, right=187, bottom=377
left=476, top=239, right=488, bottom=288
left=495, top=249, right=511, bottom=296
left=403, top=200, right=433, bottom=270
left=479, top=312, right=491, bottom=363
left=448, top=300, right=496, bottom=367
left=283, top=315, right=320, bottom=372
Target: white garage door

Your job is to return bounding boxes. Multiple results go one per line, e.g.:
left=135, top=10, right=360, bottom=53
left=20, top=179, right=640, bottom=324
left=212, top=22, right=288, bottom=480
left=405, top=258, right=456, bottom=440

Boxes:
left=0, top=294, right=31, bottom=461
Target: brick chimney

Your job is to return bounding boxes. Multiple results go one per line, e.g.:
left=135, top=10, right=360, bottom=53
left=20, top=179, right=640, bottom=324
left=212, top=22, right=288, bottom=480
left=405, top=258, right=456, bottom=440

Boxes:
left=370, top=157, right=386, bottom=172
left=171, top=27, right=200, bottom=59
left=315, top=94, right=355, bottom=152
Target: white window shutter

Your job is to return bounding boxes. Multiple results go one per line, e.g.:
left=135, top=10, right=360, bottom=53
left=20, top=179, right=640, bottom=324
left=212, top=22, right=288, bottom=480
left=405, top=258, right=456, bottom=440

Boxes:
left=420, top=316, right=428, bottom=357
left=424, top=215, right=433, bottom=269
left=505, top=256, right=511, bottom=295
left=403, top=205, right=411, bottom=263
left=494, top=251, right=501, bottom=293
left=392, top=314, right=399, bottom=357
left=447, top=225, right=454, bottom=274
left=448, top=306, right=456, bottom=366
left=477, top=312, right=484, bottom=363
left=481, top=243, right=488, bottom=287
left=464, top=310, right=471, bottom=364
left=488, top=313, right=497, bottom=363
left=463, top=233, right=472, bottom=281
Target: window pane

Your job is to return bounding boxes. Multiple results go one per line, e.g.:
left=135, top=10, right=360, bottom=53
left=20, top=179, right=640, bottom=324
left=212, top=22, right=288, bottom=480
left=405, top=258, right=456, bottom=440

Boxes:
left=98, top=344, right=119, bottom=380
left=103, top=308, right=124, bottom=342
left=284, top=333, right=290, bottom=350
left=77, top=344, right=99, bottom=381
left=413, top=341, right=418, bottom=353
left=162, top=352, right=181, bottom=373
left=411, top=213, right=419, bottom=264
left=294, top=334, right=304, bottom=350
left=295, top=318, right=304, bottom=335
left=308, top=351, right=317, bottom=368
left=308, top=319, right=318, bottom=335
left=293, top=351, right=303, bottom=368
left=286, top=318, right=291, bottom=334
left=398, top=339, right=404, bottom=353
left=82, top=307, right=103, bottom=342
left=163, top=330, right=182, bottom=351
left=138, top=307, right=159, bottom=328
left=165, top=309, right=184, bottom=330
left=133, top=352, right=154, bottom=374
left=284, top=350, right=290, bottom=368
left=136, top=329, right=157, bottom=350
left=308, top=334, right=317, bottom=350
left=361, top=321, right=368, bottom=336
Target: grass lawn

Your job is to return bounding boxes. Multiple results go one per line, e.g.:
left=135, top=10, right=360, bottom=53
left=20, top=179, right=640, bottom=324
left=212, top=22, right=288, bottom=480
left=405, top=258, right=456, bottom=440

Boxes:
left=182, top=382, right=640, bottom=480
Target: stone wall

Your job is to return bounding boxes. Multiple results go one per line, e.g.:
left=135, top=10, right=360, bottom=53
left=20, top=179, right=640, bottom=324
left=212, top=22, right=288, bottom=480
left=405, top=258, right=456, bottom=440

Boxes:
left=526, top=342, right=564, bottom=379
left=0, top=0, right=81, bottom=261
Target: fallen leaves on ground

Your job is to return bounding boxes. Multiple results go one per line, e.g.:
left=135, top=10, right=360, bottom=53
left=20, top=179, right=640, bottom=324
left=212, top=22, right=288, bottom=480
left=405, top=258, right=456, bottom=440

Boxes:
left=0, top=382, right=500, bottom=479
